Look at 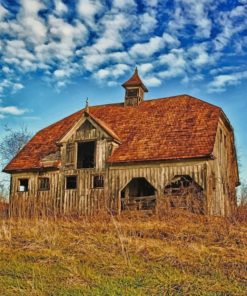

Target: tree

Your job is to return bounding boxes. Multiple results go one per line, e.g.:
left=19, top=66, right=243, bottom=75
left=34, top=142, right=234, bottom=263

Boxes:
left=239, top=181, right=247, bottom=206
left=0, top=125, right=32, bottom=199
left=0, top=125, right=32, bottom=167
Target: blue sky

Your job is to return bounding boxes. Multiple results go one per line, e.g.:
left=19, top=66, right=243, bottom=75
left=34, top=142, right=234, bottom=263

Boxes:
left=0, top=0, right=247, bottom=180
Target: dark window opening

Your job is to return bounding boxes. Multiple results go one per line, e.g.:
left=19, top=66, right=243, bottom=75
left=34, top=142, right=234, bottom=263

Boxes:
left=18, top=178, right=29, bottom=192
left=39, top=178, right=50, bottom=191
left=126, top=88, right=138, bottom=97
left=77, top=141, right=95, bottom=168
left=66, top=176, right=77, bottom=189
left=93, top=175, right=104, bottom=188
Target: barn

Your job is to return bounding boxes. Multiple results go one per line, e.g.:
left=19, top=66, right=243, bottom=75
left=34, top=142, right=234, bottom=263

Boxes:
left=3, top=68, right=239, bottom=217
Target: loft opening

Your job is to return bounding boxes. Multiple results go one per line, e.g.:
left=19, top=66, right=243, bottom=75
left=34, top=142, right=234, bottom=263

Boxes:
left=18, top=178, right=29, bottom=192
left=77, top=141, right=96, bottom=169
left=120, top=177, right=156, bottom=211
left=164, top=175, right=205, bottom=213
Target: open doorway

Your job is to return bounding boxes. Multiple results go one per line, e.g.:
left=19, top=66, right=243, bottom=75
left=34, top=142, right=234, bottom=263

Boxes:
left=120, top=177, right=156, bottom=210
left=164, top=175, right=205, bottom=213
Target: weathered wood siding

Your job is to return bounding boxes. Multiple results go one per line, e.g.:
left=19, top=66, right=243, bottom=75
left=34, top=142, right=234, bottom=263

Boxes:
left=207, top=117, right=238, bottom=216
left=108, top=160, right=207, bottom=213
left=10, top=118, right=112, bottom=217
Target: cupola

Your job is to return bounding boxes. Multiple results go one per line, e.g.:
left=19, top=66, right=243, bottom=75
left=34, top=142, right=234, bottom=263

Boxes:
left=122, top=67, right=148, bottom=106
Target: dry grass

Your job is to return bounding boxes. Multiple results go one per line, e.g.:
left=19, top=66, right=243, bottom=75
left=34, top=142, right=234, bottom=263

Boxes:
left=0, top=210, right=246, bottom=295
left=0, top=198, right=8, bottom=219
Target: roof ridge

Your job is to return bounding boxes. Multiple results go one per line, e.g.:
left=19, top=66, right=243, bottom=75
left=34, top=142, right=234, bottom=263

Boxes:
left=144, top=94, right=221, bottom=109
left=35, top=94, right=221, bottom=135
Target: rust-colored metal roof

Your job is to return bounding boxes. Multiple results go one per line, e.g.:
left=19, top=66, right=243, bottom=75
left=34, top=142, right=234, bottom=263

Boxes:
left=122, top=68, right=148, bottom=92
left=3, top=95, right=222, bottom=172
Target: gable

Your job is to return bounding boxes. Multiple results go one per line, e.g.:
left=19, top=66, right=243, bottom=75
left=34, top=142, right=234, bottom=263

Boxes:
left=58, top=113, right=121, bottom=144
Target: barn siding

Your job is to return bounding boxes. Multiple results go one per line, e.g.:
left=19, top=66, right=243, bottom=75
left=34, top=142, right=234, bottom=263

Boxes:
left=207, top=118, right=238, bottom=216
left=10, top=160, right=208, bottom=217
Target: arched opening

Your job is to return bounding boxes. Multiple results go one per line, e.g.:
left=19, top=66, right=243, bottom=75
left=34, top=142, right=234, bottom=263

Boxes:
left=120, top=177, right=156, bottom=211
left=164, top=175, right=205, bottom=214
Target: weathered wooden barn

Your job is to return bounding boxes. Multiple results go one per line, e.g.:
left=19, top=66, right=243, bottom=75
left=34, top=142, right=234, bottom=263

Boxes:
left=3, top=69, right=239, bottom=217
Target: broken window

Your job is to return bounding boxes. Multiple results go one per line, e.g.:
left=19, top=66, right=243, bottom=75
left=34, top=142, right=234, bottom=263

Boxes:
left=164, top=175, right=204, bottom=213
left=38, top=178, right=50, bottom=191
left=66, top=176, right=77, bottom=189
left=18, top=178, right=29, bottom=192
left=93, top=175, right=104, bottom=188
left=77, top=141, right=95, bottom=168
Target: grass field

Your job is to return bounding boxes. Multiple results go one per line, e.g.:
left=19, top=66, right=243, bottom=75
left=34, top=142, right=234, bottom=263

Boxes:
left=0, top=210, right=246, bottom=296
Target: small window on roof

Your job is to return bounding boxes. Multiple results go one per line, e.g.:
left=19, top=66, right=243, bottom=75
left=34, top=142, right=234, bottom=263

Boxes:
left=126, top=88, right=138, bottom=97
left=66, top=176, right=77, bottom=189
left=18, top=178, right=29, bottom=192
left=39, top=177, right=50, bottom=191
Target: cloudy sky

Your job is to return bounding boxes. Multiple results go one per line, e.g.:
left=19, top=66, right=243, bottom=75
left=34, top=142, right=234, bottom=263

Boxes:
left=0, top=0, right=247, bottom=179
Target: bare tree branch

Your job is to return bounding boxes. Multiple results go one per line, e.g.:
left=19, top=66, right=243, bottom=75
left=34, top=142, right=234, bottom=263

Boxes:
left=0, top=124, right=32, bottom=167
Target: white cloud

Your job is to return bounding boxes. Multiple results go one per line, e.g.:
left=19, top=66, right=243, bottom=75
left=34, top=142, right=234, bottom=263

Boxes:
left=158, top=48, right=186, bottom=79
left=0, top=80, right=24, bottom=95
left=0, top=0, right=246, bottom=94
left=162, top=32, right=180, bottom=47
left=54, top=69, right=68, bottom=78
left=77, top=0, right=103, bottom=26
left=48, top=16, right=88, bottom=48
left=208, top=71, right=247, bottom=92
left=112, top=0, right=136, bottom=9
left=189, top=43, right=217, bottom=66
left=94, top=64, right=130, bottom=80
left=168, top=0, right=213, bottom=38
left=130, top=36, right=164, bottom=57
left=213, top=5, right=247, bottom=51
left=143, top=76, right=161, bottom=87
left=2, top=66, right=12, bottom=74
left=18, top=0, right=47, bottom=44
left=91, top=13, right=129, bottom=54
left=0, top=4, right=8, bottom=21
left=138, top=63, right=153, bottom=74
left=143, top=0, right=158, bottom=7
left=139, top=11, right=157, bottom=34
left=82, top=51, right=131, bottom=71
left=129, top=32, right=179, bottom=58
left=54, top=0, right=68, bottom=16
left=0, top=106, right=27, bottom=115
